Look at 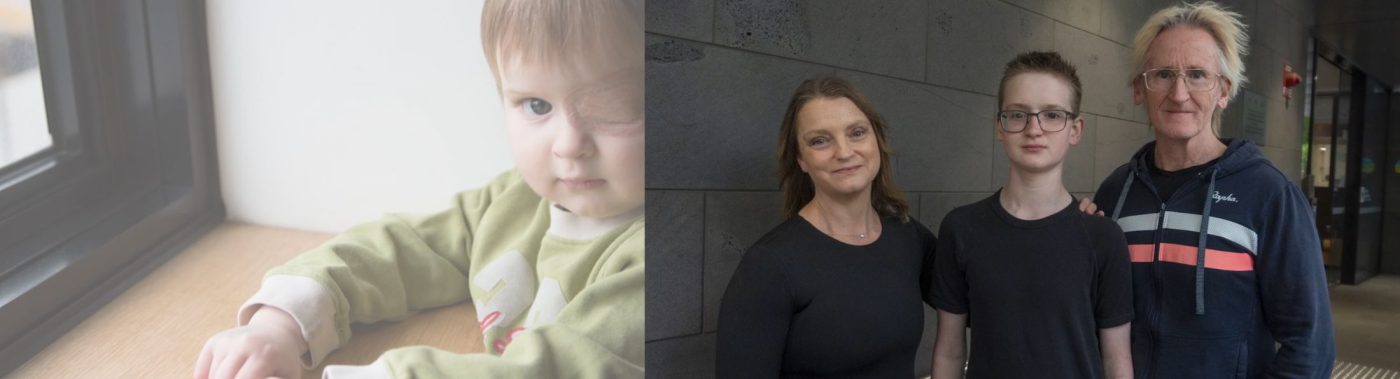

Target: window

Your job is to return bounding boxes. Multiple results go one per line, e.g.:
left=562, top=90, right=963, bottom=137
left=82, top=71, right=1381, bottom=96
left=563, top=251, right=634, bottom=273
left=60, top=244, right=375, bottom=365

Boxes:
left=0, top=0, right=54, bottom=167
left=0, top=0, right=223, bottom=374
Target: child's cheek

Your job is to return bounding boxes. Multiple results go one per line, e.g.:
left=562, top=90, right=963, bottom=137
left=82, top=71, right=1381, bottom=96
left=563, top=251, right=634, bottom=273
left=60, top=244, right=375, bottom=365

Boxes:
left=505, top=130, right=555, bottom=198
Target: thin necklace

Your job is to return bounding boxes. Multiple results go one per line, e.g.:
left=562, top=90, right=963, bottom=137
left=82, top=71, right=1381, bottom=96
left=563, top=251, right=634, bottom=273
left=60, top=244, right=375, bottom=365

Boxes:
left=818, top=201, right=873, bottom=239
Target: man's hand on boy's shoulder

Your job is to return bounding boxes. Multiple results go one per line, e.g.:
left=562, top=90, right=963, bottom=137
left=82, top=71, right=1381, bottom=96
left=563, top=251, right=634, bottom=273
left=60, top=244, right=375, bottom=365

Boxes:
left=195, top=307, right=307, bottom=379
left=1079, top=198, right=1104, bottom=217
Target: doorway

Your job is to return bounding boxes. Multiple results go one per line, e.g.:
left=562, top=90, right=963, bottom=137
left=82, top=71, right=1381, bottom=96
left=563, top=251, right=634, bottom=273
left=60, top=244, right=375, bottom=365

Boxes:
left=1308, top=46, right=1392, bottom=285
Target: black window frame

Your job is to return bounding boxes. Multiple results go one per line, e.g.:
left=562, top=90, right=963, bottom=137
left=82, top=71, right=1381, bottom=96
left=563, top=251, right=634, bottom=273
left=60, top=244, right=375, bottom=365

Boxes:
left=0, top=0, right=223, bottom=374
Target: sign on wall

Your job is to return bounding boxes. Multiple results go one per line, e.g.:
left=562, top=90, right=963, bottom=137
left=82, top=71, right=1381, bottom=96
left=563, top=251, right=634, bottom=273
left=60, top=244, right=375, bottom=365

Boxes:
left=1242, top=91, right=1268, bottom=144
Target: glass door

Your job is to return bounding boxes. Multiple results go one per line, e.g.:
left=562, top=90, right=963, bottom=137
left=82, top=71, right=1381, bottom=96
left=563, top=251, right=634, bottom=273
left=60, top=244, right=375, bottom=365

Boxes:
left=1350, top=76, right=1389, bottom=283
left=1309, top=57, right=1348, bottom=283
left=1309, top=48, right=1392, bottom=285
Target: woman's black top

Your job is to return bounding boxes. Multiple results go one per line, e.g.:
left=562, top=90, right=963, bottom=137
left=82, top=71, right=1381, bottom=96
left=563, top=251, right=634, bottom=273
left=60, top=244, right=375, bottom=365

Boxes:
left=716, top=216, right=937, bottom=378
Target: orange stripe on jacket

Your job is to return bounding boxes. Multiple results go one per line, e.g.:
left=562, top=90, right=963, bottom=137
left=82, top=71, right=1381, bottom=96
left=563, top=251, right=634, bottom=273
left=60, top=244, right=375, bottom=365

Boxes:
left=1126, top=243, right=1254, bottom=271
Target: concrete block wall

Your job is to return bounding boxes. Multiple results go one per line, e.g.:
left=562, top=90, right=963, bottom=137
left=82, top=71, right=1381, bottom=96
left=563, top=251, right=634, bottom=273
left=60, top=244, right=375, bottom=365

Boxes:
left=645, top=0, right=1317, bottom=377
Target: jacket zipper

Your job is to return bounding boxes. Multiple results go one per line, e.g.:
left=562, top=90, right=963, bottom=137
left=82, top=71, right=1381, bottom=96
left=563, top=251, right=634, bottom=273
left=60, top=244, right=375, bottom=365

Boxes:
left=1146, top=170, right=1211, bottom=378
left=1149, top=202, right=1166, bottom=378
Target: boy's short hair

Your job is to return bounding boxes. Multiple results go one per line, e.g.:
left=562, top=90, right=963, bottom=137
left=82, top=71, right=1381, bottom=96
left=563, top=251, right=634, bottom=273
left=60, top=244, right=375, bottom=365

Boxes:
left=480, top=0, right=643, bottom=91
left=997, top=51, right=1082, bottom=113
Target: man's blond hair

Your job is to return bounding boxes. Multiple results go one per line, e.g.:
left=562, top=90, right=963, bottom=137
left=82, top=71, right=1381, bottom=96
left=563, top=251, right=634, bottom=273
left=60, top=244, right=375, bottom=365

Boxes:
left=1130, top=1, right=1249, bottom=102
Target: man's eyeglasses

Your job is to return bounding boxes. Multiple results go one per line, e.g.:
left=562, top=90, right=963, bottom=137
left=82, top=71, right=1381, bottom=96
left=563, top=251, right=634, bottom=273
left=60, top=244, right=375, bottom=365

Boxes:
left=1140, top=68, right=1222, bottom=92
left=997, top=110, right=1076, bottom=133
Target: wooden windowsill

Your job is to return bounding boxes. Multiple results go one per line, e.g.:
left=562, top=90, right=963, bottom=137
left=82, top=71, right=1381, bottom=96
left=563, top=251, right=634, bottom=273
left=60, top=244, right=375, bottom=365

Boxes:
left=10, top=222, right=481, bottom=378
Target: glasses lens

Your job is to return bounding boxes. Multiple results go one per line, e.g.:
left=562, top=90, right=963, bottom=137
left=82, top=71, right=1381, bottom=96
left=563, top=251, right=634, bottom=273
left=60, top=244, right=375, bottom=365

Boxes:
left=1146, top=69, right=1173, bottom=91
left=1000, top=111, right=1027, bottom=132
left=1186, top=69, right=1215, bottom=91
left=1043, top=111, right=1065, bottom=131
left=1145, top=69, right=1217, bottom=92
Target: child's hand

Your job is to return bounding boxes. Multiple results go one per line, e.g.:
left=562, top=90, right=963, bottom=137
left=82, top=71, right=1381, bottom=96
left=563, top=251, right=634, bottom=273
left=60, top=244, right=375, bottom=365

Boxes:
left=195, top=307, right=308, bottom=379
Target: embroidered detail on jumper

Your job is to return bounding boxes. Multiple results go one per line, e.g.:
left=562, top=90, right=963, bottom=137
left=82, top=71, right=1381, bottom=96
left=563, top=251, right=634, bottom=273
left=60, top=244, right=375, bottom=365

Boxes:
left=1212, top=191, right=1238, bottom=203
left=473, top=252, right=535, bottom=331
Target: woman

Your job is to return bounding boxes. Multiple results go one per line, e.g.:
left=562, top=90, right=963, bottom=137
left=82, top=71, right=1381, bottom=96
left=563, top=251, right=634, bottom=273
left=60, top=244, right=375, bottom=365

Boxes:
left=716, top=77, right=937, bottom=378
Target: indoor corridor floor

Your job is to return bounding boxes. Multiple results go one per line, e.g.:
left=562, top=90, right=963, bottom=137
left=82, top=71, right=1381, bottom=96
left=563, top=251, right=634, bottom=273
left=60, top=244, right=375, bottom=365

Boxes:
left=1331, top=274, right=1400, bottom=376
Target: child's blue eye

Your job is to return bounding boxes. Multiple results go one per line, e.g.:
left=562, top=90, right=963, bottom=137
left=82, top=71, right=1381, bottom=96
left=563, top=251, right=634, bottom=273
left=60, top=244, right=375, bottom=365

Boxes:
left=524, top=98, right=553, bottom=117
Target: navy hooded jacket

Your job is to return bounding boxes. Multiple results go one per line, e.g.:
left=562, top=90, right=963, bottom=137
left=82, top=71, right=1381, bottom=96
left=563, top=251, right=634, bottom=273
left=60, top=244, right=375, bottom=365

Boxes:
left=1093, top=139, right=1335, bottom=378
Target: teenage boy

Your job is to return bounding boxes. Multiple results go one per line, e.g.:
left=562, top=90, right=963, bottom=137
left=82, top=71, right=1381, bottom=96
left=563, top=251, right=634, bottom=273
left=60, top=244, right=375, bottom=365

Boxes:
left=930, top=51, right=1133, bottom=379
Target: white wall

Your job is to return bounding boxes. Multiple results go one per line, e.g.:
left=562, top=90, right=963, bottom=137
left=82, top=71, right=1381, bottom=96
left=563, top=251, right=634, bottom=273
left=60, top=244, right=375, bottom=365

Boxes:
left=207, top=0, right=512, bottom=233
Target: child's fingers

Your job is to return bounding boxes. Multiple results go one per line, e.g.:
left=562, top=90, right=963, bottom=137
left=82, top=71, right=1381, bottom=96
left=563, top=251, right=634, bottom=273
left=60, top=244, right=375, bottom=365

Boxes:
left=231, top=358, right=270, bottom=379
left=213, top=351, right=249, bottom=379
left=206, top=346, right=226, bottom=379
left=193, top=341, right=212, bottom=379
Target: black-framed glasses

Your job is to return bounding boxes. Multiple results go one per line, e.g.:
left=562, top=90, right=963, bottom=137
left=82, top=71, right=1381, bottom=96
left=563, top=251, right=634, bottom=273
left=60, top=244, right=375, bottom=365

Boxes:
left=997, top=110, right=1076, bottom=133
left=1140, top=68, right=1222, bottom=92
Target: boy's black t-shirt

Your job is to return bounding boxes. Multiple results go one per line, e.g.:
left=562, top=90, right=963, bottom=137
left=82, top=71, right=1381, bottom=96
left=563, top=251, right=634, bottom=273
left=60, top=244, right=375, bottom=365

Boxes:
left=931, top=191, right=1133, bottom=379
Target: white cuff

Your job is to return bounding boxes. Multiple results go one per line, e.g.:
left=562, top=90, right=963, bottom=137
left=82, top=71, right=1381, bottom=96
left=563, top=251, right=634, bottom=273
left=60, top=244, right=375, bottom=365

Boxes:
left=238, top=275, right=342, bottom=368
left=323, top=359, right=392, bottom=379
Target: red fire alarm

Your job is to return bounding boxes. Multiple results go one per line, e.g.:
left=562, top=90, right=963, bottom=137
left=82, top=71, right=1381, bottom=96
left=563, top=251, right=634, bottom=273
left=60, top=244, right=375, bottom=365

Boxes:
left=1283, top=63, right=1302, bottom=107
